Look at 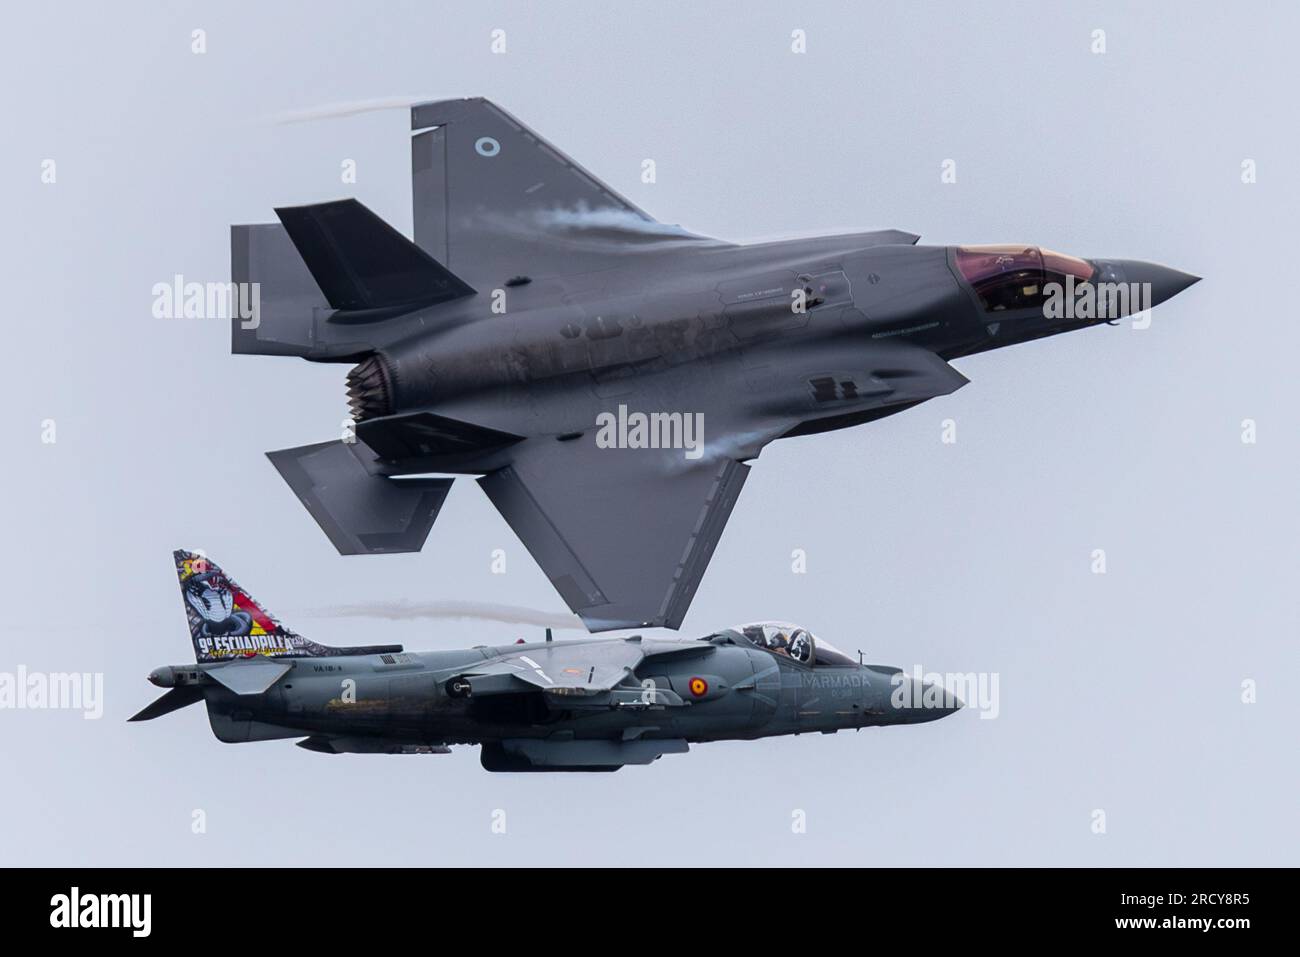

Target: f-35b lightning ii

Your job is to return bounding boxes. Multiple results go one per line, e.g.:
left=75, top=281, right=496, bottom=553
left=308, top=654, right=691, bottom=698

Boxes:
left=232, top=97, right=1198, bottom=632
left=131, top=552, right=960, bottom=772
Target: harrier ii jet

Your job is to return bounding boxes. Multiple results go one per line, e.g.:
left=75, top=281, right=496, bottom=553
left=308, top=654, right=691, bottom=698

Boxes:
left=131, top=552, right=960, bottom=772
left=232, top=97, right=1198, bottom=631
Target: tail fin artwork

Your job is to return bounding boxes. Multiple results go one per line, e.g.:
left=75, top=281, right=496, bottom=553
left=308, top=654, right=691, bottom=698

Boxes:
left=173, top=550, right=401, bottom=662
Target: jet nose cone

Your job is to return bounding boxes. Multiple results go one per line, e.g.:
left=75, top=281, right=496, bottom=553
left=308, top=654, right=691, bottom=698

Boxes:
left=147, top=667, right=173, bottom=688
left=893, top=677, right=963, bottom=724
left=1106, top=259, right=1201, bottom=307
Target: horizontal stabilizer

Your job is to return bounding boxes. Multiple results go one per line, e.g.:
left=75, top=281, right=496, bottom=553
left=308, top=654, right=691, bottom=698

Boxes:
left=128, top=686, right=203, bottom=722
left=267, top=441, right=454, bottom=555
left=275, top=199, right=475, bottom=311
left=207, top=658, right=292, bottom=695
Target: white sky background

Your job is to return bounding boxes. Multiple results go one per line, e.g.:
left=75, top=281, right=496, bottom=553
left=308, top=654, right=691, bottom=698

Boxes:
left=1, top=0, right=1296, bottom=865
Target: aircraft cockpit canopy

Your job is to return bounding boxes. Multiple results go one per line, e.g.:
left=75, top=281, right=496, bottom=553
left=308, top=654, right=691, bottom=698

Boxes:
left=732, top=621, right=857, bottom=668
left=954, top=245, right=1095, bottom=313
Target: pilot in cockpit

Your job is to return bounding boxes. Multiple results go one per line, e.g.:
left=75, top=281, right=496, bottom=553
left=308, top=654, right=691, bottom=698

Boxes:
left=788, top=628, right=812, bottom=664
left=736, top=621, right=856, bottom=668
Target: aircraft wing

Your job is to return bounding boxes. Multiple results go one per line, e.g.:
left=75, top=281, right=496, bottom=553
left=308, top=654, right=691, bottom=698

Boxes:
left=472, top=340, right=970, bottom=632
left=409, top=98, right=720, bottom=286
left=462, top=640, right=645, bottom=694
left=479, top=437, right=749, bottom=632
left=457, top=637, right=714, bottom=696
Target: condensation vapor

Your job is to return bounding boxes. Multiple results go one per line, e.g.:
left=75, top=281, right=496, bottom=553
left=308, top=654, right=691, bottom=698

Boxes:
left=296, top=599, right=584, bottom=630
left=267, top=96, right=441, bottom=125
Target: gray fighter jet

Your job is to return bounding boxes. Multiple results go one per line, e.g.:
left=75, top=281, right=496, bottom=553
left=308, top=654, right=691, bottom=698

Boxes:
left=131, top=552, right=960, bottom=772
left=232, top=97, right=1198, bottom=632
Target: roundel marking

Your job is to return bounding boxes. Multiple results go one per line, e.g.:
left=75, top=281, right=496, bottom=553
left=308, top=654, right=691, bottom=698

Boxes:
left=475, top=136, right=501, bottom=157
left=688, top=677, right=708, bottom=697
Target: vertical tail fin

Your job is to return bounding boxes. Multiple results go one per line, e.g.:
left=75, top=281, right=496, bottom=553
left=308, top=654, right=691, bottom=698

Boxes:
left=231, top=200, right=475, bottom=361
left=175, top=550, right=299, bottom=661
left=173, top=551, right=401, bottom=661
left=274, top=199, right=476, bottom=311
left=230, top=223, right=331, bottom=358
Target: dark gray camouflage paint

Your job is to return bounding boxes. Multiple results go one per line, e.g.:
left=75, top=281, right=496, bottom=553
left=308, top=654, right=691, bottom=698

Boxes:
left=142, top=630, right=957, bottom=772
left=232, top=97, right=1197, bottom=632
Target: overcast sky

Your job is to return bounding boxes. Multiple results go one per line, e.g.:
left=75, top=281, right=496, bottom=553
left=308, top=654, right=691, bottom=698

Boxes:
left=2, top=0, right=1295, bottom=865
